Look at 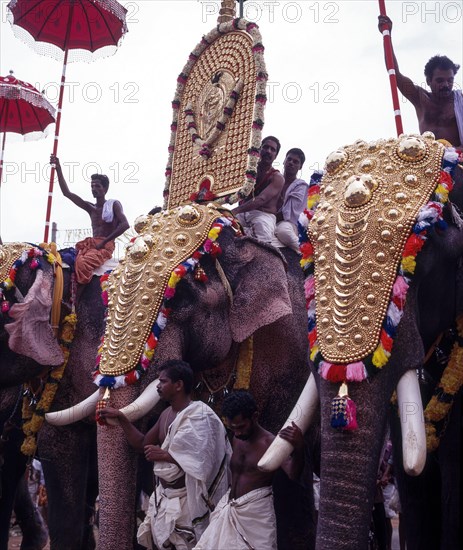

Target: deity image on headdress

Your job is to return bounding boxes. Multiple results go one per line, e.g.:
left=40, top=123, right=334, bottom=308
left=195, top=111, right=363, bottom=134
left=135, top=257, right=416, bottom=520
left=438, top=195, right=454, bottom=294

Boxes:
left=197, top=70, right=237, bottom=143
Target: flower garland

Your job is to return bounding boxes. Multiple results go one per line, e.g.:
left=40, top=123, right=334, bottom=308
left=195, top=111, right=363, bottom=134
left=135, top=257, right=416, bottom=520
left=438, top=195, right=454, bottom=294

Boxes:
left=21, top=312, right=77, bottom=456
left=163, top=18, right=268, bottom=207
left=184, top=79, right=243, bottom=160
left=424, top=315, right=463, bottom=452
left=93, top=216, right=232, bottom=389
left=299, top=148, right=459, bottom=384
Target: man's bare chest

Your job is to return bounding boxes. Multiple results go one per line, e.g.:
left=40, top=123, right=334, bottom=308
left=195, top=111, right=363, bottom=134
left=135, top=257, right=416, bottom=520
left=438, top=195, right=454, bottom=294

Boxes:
left=419, top=97, right=455, bottom=124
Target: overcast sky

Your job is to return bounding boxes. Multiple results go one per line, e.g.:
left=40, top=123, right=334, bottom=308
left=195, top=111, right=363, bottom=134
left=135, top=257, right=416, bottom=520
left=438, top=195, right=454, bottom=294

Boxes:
left=0, top=0, right=462, bottom=244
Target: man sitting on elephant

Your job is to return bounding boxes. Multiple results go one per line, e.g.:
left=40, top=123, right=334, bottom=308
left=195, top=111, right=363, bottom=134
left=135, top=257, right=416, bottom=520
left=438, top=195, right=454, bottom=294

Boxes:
left=194, top=390, right=304, bottom=550
left=233, top=136, right=285, bottom=244
left=274, top=148, right=308, bottom=252
left=98, top=361, right=231, bottom=550
left=50, top=154, right=129, bottom=285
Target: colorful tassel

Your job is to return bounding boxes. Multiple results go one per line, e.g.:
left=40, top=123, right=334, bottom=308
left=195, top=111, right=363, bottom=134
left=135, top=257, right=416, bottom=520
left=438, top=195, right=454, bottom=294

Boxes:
left=330, top=383, right=358, bottom=431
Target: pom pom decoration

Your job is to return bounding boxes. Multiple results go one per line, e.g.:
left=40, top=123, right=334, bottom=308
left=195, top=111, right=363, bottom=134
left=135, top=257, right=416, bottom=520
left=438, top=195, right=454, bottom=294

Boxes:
left=330, top=383, right=358, bottom=431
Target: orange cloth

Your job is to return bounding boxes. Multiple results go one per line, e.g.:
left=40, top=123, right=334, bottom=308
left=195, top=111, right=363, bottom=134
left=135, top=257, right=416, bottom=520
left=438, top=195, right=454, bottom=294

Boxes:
left=74, top=237, right=115, bottom=284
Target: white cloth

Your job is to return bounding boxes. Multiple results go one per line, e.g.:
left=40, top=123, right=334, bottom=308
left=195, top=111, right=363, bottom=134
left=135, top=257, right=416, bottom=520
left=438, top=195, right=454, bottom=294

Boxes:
left=137, top=401, right=231, bottom=550
left=279, top=178, right=308, bottom=226
left=101, top=199, right=119, bottom=223
left=454, top=89, right=463, bottom=146
left=236, top=211, right=276, bottom=243
left=193, top=487, right=277, bottom=550
left=275, top=220, right=300, bottom=252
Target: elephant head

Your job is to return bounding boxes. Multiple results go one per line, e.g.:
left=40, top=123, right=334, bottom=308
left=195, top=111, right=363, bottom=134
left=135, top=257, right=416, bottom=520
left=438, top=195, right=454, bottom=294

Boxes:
left=47, top=203, right=310, bottom=550
left=261, top=134, right=463, bottom=549
left=0, top=244, right=106, bottom=549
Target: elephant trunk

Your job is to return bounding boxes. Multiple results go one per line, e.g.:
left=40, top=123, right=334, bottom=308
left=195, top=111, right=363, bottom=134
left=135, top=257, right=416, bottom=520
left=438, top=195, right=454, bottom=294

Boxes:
left=316, top=371, right=393, bottom=550
left=97, top=384, right=140, bottom=550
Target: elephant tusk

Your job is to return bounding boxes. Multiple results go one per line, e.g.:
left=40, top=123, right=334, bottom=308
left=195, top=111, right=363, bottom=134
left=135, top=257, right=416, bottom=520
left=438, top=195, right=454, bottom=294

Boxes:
left=397, top=369, right=426, bottom=476
left=45, top=389, right=101, bottom=425
left=258, top=374, right=318, bottom=472
left=105, top=379, right=161, bottom=426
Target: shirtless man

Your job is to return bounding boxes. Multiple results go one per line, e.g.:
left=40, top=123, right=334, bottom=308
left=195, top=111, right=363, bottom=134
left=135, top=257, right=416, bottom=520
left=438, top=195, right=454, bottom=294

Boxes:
left=194, top=390, right=303, bottom=550
left=232, top=136, right=285, bottom=243
left=50, top=154, right=129, bottom=284
left=275, top=148, right=308, bottom=252
left=378, top=15, right=462, bottom=147
left=98, top=361, right=230, bottom=550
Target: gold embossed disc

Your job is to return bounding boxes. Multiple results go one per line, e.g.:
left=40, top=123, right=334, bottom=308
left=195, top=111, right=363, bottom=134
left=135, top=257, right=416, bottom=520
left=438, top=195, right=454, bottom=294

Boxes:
left=99, top=204, right=224, bottom=377
left=310, top=134, right=444, bottom=363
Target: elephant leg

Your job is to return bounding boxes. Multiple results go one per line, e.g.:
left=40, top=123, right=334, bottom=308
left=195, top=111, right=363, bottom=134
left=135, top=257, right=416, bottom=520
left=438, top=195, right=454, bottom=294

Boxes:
left=40, top=423, right=96, bottom=550
left=13, top=474, right=48, bottom=550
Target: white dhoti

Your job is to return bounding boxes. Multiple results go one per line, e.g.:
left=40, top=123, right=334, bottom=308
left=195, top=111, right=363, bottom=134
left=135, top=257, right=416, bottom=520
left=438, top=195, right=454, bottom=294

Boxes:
left=136, top=401, right=231, bottom=550
left=193, top=487, right=277, bottom=550
left=236, top=211, right=276, bottom=244
left=275, top=220, right=300, bottom=252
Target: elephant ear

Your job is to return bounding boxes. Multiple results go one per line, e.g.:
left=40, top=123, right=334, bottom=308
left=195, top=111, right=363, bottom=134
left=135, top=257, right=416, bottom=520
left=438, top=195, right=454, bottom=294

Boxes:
left=220, top=231, right=292, bottom=342
left=6, top=268, right=64, bottom=366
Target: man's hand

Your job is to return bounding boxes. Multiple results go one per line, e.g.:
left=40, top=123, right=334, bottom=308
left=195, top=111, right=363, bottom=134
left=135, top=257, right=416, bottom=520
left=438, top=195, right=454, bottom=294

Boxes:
left=278, top=421, right=304, bottom=450
left=144, top=445, right=170, bottom=463
left=97, top=406, right=123, bottom=421
left=378, top=15, right=392, bottom=33
left=50, top=154, right=60, bottom=167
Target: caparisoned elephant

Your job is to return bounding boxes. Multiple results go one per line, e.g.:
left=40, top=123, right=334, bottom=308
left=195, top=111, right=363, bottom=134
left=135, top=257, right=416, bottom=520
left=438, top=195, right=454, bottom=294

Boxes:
left=48, top=204, right=315, bottom=550
left=0, top=245, right=104, bottom=549
left=262, top=134, right=463, bottom=550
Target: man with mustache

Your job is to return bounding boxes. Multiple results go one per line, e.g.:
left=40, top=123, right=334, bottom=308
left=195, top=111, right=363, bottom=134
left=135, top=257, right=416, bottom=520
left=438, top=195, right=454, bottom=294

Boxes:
left=98, top=361, right=231, bottom=550
left=194, top=390, right=304, bottom=550
left=233, top=136, right=285, bottom=243
left=378, top=15, right=462, bottom=148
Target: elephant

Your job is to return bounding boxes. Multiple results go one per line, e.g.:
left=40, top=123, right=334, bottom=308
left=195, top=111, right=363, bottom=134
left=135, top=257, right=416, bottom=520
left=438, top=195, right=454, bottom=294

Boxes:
left=261, top=135, right=463, bottom=550
left=0, top=246, right=104, bottom=549
left=47, top=205, right=316, bottom=550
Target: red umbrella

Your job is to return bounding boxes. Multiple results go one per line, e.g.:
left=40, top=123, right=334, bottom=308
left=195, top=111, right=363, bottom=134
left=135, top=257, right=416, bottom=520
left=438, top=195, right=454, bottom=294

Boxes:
left=0, top=71, right=56, bottom=186
left=7, top=0, right=128, bottom=242
left=0, top=71, right=56, bottom=243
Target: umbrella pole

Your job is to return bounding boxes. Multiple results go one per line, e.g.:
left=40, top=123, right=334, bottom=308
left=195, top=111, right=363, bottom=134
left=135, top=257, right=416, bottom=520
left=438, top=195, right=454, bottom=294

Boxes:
left=0, top=131, right=5, bottom=243
left=0, top=130, right=6, bottom=188
left=378, top=0, right=404, bottom=136
left=44, top=2, right=74, bottom=243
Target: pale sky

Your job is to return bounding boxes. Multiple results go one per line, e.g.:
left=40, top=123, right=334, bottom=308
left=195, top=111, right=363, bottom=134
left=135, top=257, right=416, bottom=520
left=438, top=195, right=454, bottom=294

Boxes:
left=0, top=0, right=462, bottom=245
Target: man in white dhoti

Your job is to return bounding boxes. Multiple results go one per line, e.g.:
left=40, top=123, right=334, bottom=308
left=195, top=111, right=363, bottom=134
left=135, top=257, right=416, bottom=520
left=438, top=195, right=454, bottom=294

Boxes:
left=194, top=390, right=304, bottom=550
left=233, top=136, right=285, bottom=244
left=99, top=361, right=231, bottom=550
left=274, top=148, right=308, bottom=253
left=378, top=15, right=462, bottom=148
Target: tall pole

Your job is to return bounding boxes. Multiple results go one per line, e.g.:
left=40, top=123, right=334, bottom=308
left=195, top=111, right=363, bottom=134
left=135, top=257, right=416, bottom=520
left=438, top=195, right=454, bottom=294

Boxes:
left=44, top=1, right=74, bottom=243
left=378, top=0, right=404, bottom=136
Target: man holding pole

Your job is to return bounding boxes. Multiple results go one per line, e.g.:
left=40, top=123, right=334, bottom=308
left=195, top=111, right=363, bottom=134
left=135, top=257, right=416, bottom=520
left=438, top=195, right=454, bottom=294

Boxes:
left=378, top=15, right=462, bottom=147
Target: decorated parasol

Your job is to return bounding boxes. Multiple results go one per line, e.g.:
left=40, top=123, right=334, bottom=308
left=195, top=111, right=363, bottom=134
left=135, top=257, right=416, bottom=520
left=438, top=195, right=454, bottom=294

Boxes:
left=7, top=0, right=128, bottom=242
left=0, top=72, right=56, bottom=242
left=163, top=0, right=268, bottom=209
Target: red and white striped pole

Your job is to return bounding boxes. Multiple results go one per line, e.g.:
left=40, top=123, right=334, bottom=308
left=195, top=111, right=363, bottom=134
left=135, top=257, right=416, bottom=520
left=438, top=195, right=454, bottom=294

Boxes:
left=378, top=0, right=404, bottom=137
left=44, top=2, right=74, bottom=243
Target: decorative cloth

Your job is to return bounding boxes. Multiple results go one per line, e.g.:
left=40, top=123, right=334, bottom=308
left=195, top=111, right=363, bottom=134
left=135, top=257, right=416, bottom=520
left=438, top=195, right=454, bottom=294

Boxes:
left=454, top=89, right=463, bottom=146
left=74, top=237, right=115, bottom=284
left=137, top=401, right=231, bottom=550
left=193, top=487, right=277, bottom=550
